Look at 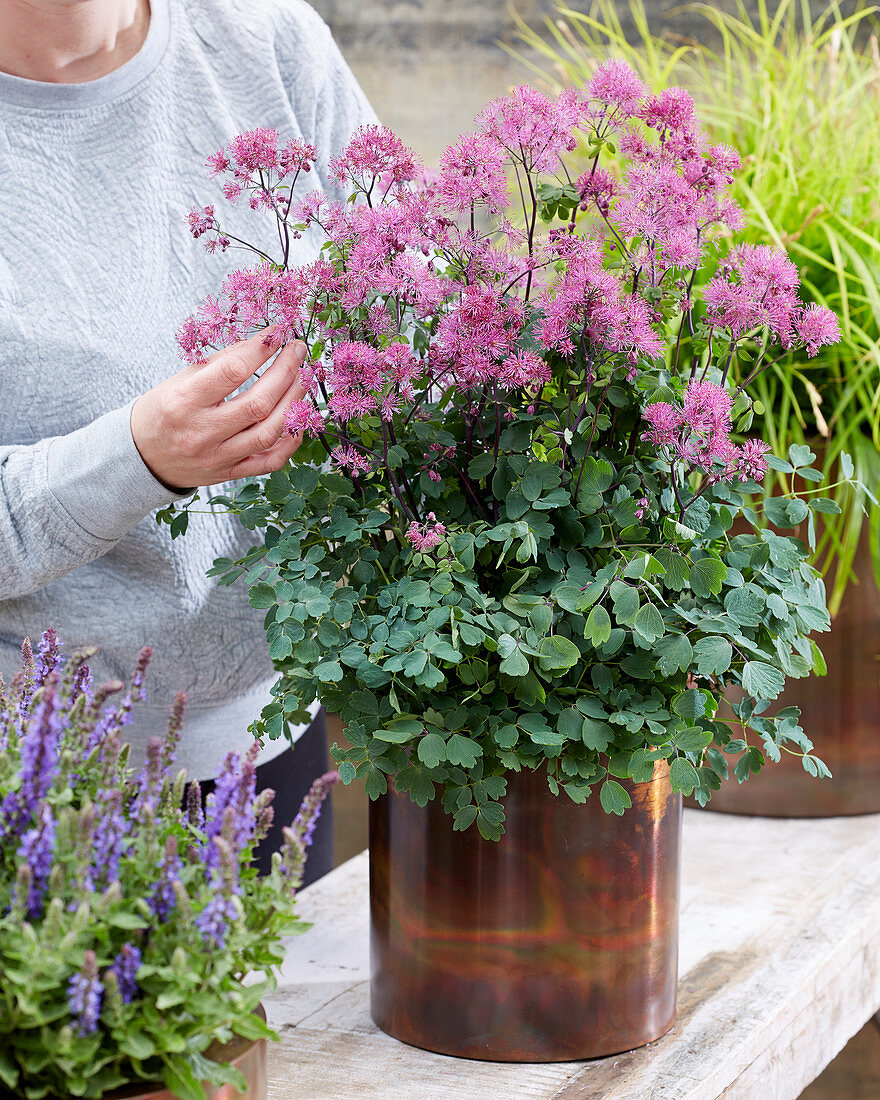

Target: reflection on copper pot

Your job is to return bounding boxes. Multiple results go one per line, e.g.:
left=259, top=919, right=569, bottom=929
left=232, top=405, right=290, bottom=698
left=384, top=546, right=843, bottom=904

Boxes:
left=700, top=530, right=880, bottom=816
left=104, top=1009, right=267, bottom=1100
left=370, top=762, right=681, bottom=1062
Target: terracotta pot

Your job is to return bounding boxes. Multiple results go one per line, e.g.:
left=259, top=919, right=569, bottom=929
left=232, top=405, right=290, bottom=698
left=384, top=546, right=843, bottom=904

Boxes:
left=369, top=763, right=681, bottom=1062
left=697, top=528, right=880, bottom=816
left=103, top=1008, right=267, bottom=1100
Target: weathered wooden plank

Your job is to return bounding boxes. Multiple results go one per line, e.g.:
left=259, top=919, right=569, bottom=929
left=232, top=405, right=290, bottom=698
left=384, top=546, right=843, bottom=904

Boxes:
left=265, top=811, right=880, bottom=1100
left=265, top=1027, right=582, bottom=1100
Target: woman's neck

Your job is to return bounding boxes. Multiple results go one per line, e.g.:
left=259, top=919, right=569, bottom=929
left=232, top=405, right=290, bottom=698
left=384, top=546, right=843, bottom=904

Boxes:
left=0, top=0, right=150, bottom=83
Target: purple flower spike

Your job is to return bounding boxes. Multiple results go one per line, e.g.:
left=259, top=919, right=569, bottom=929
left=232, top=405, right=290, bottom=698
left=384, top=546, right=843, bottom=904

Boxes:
left=150, top=835, right=182, bottom=920
left=15, top=803, right=55, bottom=919
left=132, top=737, right=165, bottom=821
left=16, top=637, right=36, bottom=724
left=91, top=789, right=126, bottom=888
left=68, top=950, right=104, bottom=1036
left=195, top=893, right=238, bottom=948
left=202, top=743, right=260, bottom=868
left=71, top=662, right=94, bottom=705
left=109, top=943, right=142, bottom=1004
left=185, top=780, right=204, bottom=831
left=0, top=679, right=63, bottom=843
left=163, top=691, right=187, bottom=770
left=280, top=771, right=339, bottom=890
left=34, top=628, right=63, bottom=687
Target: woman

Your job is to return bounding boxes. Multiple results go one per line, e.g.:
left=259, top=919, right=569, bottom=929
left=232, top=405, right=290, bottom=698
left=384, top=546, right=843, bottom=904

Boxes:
left=0, top=0, right=376, bottom=881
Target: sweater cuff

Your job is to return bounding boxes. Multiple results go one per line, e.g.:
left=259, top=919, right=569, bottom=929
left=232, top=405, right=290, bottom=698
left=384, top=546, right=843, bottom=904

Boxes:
left=47, top=402, right=188, bottom=542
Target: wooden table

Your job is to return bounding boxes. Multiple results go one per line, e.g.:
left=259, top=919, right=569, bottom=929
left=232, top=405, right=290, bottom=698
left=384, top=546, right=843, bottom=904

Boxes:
left=264, top=809, right=880, bottom=1099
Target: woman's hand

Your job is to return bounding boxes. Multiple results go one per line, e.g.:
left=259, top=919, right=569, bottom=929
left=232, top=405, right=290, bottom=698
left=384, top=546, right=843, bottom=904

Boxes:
left=131, top=331, right=307, bottom=491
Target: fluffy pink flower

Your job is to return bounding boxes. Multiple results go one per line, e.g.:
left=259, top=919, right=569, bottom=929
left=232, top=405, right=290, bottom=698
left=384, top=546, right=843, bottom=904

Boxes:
left=577, top=167, right=616, bottom=216
left=228, top=127, right=280, bottom=173
left=187, top=205, right=215, bottom=239
left=538, top=235, right=663, bottom=363
left=641, top=401, right=683, bottom=446
left=682, top=381, right=732, bottom=436
left=793, top=304, right=840, bottom=357
left=439, top=131, right=509, bottom=213
left=478, top=85, right=581, bottom=172
left=642, top=382, right=754, bottom=486
left=641, top=87, right=697, bottom=134
left=329, top=125, right=417, bottom=190
left=406, top=513, right=447, bottom=552
left=283, top=399, right=325, bottom=437
left=206, top=149, right=231, bottom=177
left=498, top=349, right=552, bottom=391
left=279, top=138, right=317, bottom=178
left=330, top=445, right=372, bottom=477
left=704, top=244, right=802, bottom=340
left=735, top=438, right=771, bottom=481
left=434, top=284, right=526, bottom=389
left=587, top=60, right=647, bottom=118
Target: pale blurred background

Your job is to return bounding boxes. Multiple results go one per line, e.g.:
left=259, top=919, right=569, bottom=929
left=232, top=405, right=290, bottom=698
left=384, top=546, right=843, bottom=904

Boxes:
left=314, top=2, right=878, bottom=1094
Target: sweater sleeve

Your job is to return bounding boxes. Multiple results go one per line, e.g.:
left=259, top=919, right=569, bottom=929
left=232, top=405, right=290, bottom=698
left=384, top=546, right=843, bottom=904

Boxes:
left=0, top=402, right=187, bottom=600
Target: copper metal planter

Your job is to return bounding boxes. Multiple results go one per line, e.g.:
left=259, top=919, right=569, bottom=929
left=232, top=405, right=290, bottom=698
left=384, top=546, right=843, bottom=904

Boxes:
left=103, top=1012, right=267, bottom=1100
left=698, top=532, right=880, bottom=817
left=369, top=764, right=682, bottom=1062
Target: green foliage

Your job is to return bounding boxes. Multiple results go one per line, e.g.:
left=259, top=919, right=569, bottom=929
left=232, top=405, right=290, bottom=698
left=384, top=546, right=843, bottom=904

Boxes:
left=190, top=423, right=848, bottom=836
left=512, top=0, right=880, bottom=611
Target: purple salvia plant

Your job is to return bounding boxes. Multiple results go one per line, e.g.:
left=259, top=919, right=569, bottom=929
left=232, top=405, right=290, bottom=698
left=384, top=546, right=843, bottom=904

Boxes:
left=14, top=802, right=55, bottom=919
left=85, top=647, right=152, bottom=755
left=67, top=950, right=104, bottom=1036
left=201, top=744, right=260, bottom=870
left=132, top=737, right=166, bottom=822
left=70, top=661, right=94, bottom=706
left=69, top=805, right=98, bottom=900
left=194, top=891, right=239, bottom=948
left=185, top=779, right=204, bottom=832
left=16, top=636, right=35, bottom=727
left=253, top=788, right=275, bottom=843
left=162, top=691, right=187, bottom=771
left=196, top=835, right=240, bottom=947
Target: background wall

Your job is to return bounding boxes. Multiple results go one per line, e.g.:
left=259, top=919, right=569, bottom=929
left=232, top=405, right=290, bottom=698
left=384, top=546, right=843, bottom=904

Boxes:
left=309, top=0, right=859, bottom=162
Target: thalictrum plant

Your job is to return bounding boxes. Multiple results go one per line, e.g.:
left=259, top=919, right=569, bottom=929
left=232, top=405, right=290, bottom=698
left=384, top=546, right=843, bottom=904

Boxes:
left=512, top=0, right=880, bottom=612
left=0, top=630, right=334, bottom=1100
left=163, top=68, right=858, bottom=838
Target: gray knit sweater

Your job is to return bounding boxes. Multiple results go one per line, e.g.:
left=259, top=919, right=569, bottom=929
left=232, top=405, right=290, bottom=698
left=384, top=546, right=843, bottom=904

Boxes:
left=0, top=0, right=376, bottom=777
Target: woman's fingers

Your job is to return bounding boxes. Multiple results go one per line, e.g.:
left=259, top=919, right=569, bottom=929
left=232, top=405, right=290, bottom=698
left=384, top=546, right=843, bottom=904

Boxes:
left=220, top=373, right=307, bottom=463
left=219, top=340, right=307, bottom=432
left=130, top=329, right=311, bottom=490
left=188, top=328, right=282, bottom=406
left=228, top=429, right=304, bottom=480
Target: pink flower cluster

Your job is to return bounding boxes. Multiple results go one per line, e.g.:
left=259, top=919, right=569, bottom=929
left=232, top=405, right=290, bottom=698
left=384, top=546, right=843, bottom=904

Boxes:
left=704, top=245, right=839, bottom=354
left=329, top=124, right=416, bottom=195
left=642, top=382, right=771, bottom=482
left=406, top=513, right=447, bottom=552
left=538, top=235, right=663, bottom=364
left=205, top=127, right=317, bottom=208
left=176, top=65, right=840, bottom=508
left=330, top=444, right=372, bottom=477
